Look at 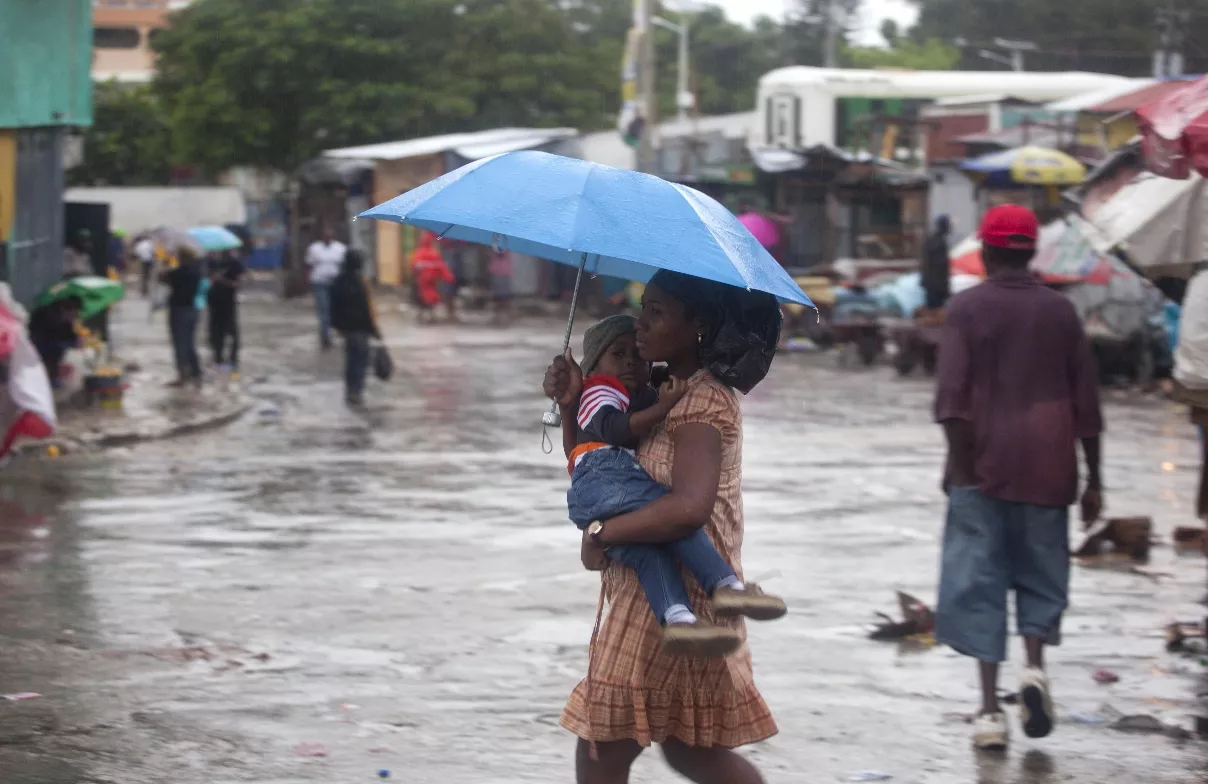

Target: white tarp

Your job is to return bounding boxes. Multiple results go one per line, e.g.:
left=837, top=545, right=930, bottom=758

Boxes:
left=1079, top=172, right=1208, bottom=274
left=64, top=187, right=247, bottom=235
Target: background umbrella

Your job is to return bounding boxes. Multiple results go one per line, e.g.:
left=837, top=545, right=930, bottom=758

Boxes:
left=358, top=150, right=812, bottom=426
left=149, top=226, right=204, bottom=257
left=961, top=145, right=1086, bottom=187
left=737, top=212, right=782, bottom=249
left=34, top=276, right=125, bottom=320
left=188, top=225, right=243, bottom=252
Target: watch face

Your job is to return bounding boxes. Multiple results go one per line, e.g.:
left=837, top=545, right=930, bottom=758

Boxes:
left=589, top=521, right=603, bottom=536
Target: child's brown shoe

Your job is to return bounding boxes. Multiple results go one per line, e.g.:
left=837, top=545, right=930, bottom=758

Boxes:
left=712, top=584, right=787, bottom=621
left=661, top=622, right=742, bottom=658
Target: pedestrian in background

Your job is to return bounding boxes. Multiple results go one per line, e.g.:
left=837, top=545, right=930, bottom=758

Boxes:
left=305, top=225, right=346, bottom=350
left=62, top=230, right=93, bottom=278
left=933, top=205, right=1103, bottom=751
left=488, top=248, right=514, bottom=326
left=207, top=249, right=245, bottom=373
left=134, top=234, right=156, bottom=296
left=161, top=248, right=204, bottom=387
left=330, top=249, right=380, bottom=406
left=921, top=214, right=952, bottom=311
left=410, top=232, right=454, bottom=324
left=27, top=297, right=82, bottom=389
left=107, top=230, right=126, bottom=277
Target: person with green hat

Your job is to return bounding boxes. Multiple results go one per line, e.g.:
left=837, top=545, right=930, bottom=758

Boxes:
left=565, top=314, right=786, bottom=658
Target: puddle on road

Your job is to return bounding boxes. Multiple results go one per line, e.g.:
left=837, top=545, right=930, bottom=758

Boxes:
left=1, top=308, right=1207, bottom=782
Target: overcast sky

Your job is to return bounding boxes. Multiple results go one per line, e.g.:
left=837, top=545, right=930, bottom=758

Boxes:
left=707, top=0, right=920, bottom=46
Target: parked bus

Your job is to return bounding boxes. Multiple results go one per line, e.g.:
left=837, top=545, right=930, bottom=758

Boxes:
left=753, top=67, right=1134, bottom=162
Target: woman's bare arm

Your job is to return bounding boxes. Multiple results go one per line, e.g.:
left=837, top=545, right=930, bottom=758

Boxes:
left=592, top=423, right=721, bottom=546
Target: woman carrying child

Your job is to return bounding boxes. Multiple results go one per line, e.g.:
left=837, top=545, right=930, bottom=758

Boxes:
left=544, top=269, right=782, bottom=784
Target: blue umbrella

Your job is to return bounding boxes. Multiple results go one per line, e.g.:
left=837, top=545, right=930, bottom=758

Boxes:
left=360, top=151, right=811, bottom=304
left=188, top=225, right=243, bottom=252
left=358, top=150, right=813, bottom=426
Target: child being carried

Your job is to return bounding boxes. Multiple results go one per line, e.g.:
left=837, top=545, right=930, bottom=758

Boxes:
left=567, top=315, right=786, bottom=658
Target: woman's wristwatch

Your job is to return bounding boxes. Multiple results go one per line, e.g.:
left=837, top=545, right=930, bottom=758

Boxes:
left=587, top=520, right=604, bottom=545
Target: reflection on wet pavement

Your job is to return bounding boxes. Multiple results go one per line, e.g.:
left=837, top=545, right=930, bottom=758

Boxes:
left=1, top=297, right=1207, bottom=782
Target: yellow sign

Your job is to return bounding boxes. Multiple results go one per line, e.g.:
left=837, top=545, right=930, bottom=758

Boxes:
left=0, top=131, right=14, bottom=242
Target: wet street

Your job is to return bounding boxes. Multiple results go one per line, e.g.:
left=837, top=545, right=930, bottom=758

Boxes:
left=2, top=295, right=1208, bottom=783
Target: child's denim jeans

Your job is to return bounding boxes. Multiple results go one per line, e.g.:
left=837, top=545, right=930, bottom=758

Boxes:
left=568, top=447, right=735, bottom=622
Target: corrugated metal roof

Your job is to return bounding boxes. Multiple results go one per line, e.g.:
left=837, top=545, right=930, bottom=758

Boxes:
left=1086, top=78, right=1198, bottom=113
left=758, top=67, right=1133, bottom=102
left=659, top=111, right=756, bottom=141
left=323, top=127, right=578, bottom=162
left=1045, top=79, right=1155, bottom=111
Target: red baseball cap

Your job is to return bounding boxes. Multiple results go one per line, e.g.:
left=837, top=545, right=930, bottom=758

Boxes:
left=978, top=204, right=1039, bottom=250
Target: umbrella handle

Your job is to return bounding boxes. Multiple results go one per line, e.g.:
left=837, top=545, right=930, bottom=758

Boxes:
left=541, top=252, right=589, bottom=439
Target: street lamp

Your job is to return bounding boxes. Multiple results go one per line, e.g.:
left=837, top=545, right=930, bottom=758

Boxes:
left=652, top=14, right=693, bottom=122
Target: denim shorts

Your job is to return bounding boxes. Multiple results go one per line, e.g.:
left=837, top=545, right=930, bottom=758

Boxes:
left=935, top=487, right=1069, bottom=663
left=566, top=447, right=668, bottom=528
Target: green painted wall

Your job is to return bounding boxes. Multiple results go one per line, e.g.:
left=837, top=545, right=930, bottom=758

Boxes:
left=0, top=0, right=93, bottom=128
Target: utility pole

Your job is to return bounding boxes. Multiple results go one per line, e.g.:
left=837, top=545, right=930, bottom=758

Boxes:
left=993, top=38, right=1037, bottom=71
left=652, top=13, right=693, bottom=123
left=823, top=0, right=838, bottom=68
left=637, top=0, right=657, bottom=174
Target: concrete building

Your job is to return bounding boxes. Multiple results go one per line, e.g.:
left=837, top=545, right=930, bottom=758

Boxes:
left=92, top=0, right=192, bottom=84
left=0, top=0, right=94, bottom=305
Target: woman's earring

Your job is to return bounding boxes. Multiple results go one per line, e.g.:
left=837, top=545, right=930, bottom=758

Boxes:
left=697, top=333, right=703, bottom=346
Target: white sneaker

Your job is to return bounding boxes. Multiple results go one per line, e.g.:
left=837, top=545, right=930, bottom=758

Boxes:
left=973, top=711, right=1009, bottom=750
left=1019, top=667, right=1055, bottom=738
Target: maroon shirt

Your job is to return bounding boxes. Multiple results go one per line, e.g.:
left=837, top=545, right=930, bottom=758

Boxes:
left=934, top=274, right=1103, bottom=507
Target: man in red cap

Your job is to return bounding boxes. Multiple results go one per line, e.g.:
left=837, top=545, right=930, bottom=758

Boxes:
left=933, top=204, right=1103, bottom=751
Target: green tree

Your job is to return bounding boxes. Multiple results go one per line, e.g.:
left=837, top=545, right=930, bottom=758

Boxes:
left=445, top=0, right=628, bottom=130
left=880, top=19, right=901, bottom=48
left=653, top=6, right=784, bottom=119
left=842, top=37, right=961, bottom=70
left=153, top=0, right=475, bottom=176
left=68, top=82, right=173, bottom=186
left=906, top=0, right=1182, bottom=75
left=782, top=0, right=860, bottom=67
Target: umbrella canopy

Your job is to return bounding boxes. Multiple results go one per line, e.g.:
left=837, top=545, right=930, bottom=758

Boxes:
left=358, top=151, right=812, bottom=306
left=149, top=226, right=204, bottom=257
left=1135, top=77, right=1208, bottom=179
left=188, top=225, right=243, bottom=252
left=737, top=212, right=781, bottom=249
left=34, top=276, right=125, bottom=320
left=961, top=145, right=1086, bottom=187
